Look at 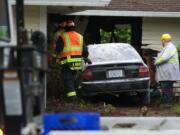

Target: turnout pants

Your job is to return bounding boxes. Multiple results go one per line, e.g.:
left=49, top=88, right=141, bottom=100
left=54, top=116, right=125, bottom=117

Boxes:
left=159, top=81, right=174, bottom=104
left=61, top=65, right=79, bottom=99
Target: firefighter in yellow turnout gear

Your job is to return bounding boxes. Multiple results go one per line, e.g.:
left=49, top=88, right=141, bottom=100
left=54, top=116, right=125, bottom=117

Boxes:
left=155, top=33, right=180, bottom=106
left=55, top=20, right=91, bottom=101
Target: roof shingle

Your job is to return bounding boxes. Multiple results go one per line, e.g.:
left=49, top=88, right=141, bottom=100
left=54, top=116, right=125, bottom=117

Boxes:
left=105, top=0, right=180, bottom=12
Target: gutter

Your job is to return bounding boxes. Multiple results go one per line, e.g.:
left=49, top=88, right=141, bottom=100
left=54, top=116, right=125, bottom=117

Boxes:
left=9, top=0, right=111, bottom=7
left=67, top=10, right=180, bottom=18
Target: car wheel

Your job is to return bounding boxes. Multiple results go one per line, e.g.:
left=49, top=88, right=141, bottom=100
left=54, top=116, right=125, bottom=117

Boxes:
left=138, top=91, right=150, bottom=105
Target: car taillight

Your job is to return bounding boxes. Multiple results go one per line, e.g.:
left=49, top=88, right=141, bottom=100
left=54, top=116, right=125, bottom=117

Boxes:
left=82, top=69, right=93, bottom=80
left=138, top=65, right=149, bottom=77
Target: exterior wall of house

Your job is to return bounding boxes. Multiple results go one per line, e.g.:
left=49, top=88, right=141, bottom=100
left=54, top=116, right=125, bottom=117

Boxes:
left=142, top=17, right=180, bottom=50
left=11, top=5, right=47, bottom=44
left=24, top=6, right=41, bottom=32
left=9, top=0, right=111, bottom=7
left=10, top=5, right=180, bottom=51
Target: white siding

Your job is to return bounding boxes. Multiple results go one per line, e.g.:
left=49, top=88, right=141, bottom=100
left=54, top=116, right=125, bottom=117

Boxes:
left=24, top=6, right=40, bottom=31
left=9, top=0, right=111, bottom=7
left=12, top=6, right=45, bottom=44
left=142, top=18, right=180, bottom=50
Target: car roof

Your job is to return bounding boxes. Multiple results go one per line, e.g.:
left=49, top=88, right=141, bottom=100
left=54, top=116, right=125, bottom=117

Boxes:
left=87, top=43, right=144, bottom=65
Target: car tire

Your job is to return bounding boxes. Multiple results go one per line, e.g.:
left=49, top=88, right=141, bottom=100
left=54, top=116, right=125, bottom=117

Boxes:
left=138, top=91, right=150, bottom=105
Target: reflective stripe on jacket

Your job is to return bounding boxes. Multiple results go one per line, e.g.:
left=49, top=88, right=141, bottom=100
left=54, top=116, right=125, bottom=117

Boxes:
left=155, top=42, right=180, bottom=81
left=58, top=31, right=83, bottom=70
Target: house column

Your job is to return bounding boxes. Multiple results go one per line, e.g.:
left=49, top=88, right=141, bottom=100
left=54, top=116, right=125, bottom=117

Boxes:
left=39, top=6, right=47, bottom=37
left=39, top=6, right=47, bottom=108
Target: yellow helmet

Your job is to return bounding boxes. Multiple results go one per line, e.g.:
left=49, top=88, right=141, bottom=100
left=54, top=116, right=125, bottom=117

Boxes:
left=161, top=33, right=172, bottom=41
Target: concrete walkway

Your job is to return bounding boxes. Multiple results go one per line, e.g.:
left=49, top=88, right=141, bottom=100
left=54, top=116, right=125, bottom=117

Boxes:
left=49, top=117, right=180, bottom=135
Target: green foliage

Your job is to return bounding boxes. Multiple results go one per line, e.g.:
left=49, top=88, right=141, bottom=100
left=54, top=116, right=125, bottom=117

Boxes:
left=171, top=103, right=180, bottom=115
left=177, top=44, right=180, bottom=60
left=114, top=27, right=131, bottom=43
left=100, top=29, right=111, bottom=43
left=100, top=27, right=131, bottom=44
left=47, top=61, right=65, bottom=98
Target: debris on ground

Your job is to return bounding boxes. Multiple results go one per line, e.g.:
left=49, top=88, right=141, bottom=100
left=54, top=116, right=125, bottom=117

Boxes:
left=46, top=97, right=180, bottom=116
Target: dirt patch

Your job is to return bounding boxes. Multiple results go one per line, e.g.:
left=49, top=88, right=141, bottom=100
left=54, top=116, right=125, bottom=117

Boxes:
left=46, top=97, right=180, bottom=116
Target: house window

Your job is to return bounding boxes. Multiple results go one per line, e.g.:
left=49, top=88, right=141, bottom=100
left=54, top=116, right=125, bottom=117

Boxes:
left=0, top=0, right=10, bottom=42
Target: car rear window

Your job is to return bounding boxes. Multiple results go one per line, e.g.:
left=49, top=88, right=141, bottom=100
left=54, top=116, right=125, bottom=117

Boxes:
left=88, top=43, right=142, bottom=63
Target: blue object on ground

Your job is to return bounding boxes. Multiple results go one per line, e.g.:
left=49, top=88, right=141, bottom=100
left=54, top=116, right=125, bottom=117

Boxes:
left=43, top=112, right=100, bottom=135
left=150, top=89, right=161, bottom=97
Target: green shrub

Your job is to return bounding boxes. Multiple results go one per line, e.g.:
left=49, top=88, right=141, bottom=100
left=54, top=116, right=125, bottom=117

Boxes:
left=177, top=44, right=180, bottom=61
left=100, top=27, right=131, bottom=44
left=47, top=61, right=65, bottom=99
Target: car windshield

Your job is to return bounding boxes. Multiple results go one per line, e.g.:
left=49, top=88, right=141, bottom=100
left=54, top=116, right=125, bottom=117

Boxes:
left=88, top=43, right=142, bottom=63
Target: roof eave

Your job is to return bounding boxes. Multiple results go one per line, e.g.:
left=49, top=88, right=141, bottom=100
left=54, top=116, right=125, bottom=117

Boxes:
left=9, top=0, right=111, bottom=7
left=67, top=10, right=180, bottom=17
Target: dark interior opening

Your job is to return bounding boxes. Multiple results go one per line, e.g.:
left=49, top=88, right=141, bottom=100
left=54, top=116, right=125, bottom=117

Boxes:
left=47, top=14, right=142, bottom=55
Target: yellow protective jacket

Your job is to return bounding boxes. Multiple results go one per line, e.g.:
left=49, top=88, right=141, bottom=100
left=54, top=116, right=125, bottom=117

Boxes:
left=155, top=42, right=180, bottom=81
left=57, top=31, right=83, bottom=70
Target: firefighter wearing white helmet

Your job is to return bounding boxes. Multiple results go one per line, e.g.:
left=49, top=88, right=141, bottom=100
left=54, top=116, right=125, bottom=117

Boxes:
left=155, top=33, right=180, bottom=106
